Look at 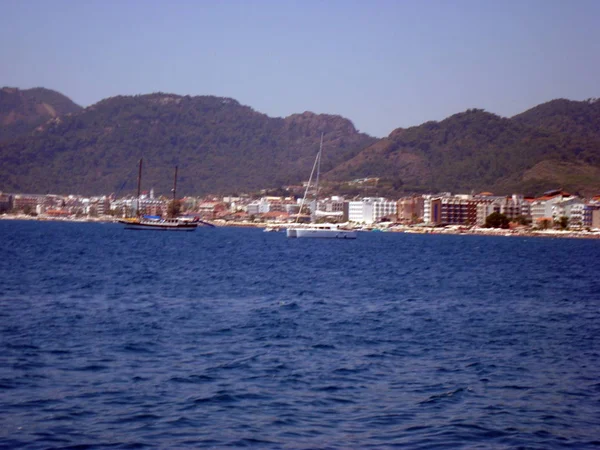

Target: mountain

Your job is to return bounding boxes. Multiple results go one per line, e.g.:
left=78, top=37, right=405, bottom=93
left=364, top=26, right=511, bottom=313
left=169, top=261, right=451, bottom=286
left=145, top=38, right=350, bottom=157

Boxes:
left=1, top=89, right=599, bottom=197
left=0, top=93, right=376, bottom=196
left=327, top=107, right=600, bottom=196
left=0, top=87, right=83, bottom=142
left=513, top=98, right=600, bottom=141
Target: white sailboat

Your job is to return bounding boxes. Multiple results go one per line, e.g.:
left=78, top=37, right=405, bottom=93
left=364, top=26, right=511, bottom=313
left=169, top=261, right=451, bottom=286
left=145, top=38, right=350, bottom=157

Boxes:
left=286, top=134, right=357, bottom=239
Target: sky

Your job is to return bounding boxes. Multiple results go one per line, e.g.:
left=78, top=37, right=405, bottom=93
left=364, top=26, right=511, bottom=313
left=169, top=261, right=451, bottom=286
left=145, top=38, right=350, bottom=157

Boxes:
left=1, top=0, right=599, bottom=137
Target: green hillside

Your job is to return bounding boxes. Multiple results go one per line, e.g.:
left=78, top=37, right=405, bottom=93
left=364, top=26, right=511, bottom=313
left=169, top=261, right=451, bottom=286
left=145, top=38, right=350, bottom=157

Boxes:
left=327, top=107, right=600, bottom=196
left=0, top=93, right=376, bottom=196
left=1, top=89, right=599, bottom=197
left=512, top=98, right=600, bottom=141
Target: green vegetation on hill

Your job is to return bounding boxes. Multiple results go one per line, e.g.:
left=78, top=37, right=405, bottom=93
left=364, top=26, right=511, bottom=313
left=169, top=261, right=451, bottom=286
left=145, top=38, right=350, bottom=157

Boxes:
left=1, top=90, right=599, bottom=197
left=513, top=98, right=600, bottom=141
left=328, top=105, right=600, bottom=196
left=0, top=93, right=375, bottom=196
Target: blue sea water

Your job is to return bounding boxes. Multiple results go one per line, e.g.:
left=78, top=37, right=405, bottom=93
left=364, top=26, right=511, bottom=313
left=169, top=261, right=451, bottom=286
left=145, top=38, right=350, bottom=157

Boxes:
left=1, top=221, right=599, bottom=449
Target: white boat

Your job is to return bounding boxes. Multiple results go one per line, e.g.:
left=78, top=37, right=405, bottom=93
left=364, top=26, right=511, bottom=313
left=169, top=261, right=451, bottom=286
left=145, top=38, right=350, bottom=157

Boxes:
left=119, top=160, right=198, bottom=232
left=288, top=223, right=357, bottom=239
left=286, top=134, right=356, bottom=239
left=263, top=226, right=281, bottom=232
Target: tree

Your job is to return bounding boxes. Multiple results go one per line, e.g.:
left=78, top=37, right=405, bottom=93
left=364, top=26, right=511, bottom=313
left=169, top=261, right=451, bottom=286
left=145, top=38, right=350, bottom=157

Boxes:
left=485, top=212, right=510, bottom=229
left=557, top=216, right=569, bottom=230
left=514, top=215, right=531, bottom=226
left=167, top=199, right=181, bottom=218
left=539, top=218, right=551, bottom=230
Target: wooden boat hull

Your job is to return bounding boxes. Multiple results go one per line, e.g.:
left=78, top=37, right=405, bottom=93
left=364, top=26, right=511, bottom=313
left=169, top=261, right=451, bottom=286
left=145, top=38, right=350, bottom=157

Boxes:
left=119, top=219, right=198, bottom=231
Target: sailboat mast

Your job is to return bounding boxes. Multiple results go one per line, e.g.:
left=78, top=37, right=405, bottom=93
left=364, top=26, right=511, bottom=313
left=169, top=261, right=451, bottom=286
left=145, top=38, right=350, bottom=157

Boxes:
left=295, top=135, right=322, bottom=224
left=137, top=158, right=143, bottom=199
left=136, top=158, right=143, bottom=217
left=314, top=132, right=323, bottom=208
left=172, top=166, right=178, bottom=201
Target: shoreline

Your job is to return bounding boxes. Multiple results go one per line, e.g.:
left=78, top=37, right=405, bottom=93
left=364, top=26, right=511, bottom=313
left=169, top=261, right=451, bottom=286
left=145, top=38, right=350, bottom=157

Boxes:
left=2, top=214, right=600, bottom=240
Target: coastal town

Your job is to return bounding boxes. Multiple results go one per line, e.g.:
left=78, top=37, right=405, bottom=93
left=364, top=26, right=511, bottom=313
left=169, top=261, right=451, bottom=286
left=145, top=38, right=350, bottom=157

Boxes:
left=2, top=182, right=600, bottom=238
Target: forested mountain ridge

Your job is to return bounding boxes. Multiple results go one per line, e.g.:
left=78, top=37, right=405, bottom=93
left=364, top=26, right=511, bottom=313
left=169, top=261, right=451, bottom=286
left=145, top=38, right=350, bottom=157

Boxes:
left=512, top=98, right=600, bottom=141
left=0, top=92, right=376, bottom=196
left=0, top=87, right=82, bottom=142
left=1, top=89, right=599, bottom=197
left=327, top=104, right=600, bottom=196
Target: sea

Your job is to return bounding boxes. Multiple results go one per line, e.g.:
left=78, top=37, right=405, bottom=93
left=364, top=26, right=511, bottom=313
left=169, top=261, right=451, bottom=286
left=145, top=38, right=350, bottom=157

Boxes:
left=1, top=220, right=599, bottom=449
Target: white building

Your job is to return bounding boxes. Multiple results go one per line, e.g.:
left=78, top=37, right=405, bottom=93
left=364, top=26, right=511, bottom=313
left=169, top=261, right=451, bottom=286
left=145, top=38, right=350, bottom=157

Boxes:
left=531, top=192, right=576, bottom=224
left=531, top=199, right=556, bottom=222
left=475, top=199, right=498, bottom=226
left=348, top=198, right=397, bottom=224
left=246, top=198, right=271, bottom=215
left=423, top=195, right=433, bottom=224
left=348, top=201, right=369, bottom=223
left=474, top=194, right=531, bottom=226
left=317, top=196, right=345, bottom=214
left=374, top=199, right=397, bottom=222
left=552, top=197, right=585, bottom=226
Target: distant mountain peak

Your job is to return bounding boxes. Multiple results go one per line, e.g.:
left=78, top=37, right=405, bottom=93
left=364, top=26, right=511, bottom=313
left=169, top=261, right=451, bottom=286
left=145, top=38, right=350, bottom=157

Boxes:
left=284, top=111, right=360, bottom=136
left=0, top=87, right=82, bottom=142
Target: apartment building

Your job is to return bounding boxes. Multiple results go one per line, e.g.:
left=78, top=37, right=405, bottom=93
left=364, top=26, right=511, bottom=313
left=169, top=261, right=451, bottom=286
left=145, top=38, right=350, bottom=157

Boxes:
left=473, top=194, right=532, bottom=226
left=246, top=198, right=271, bottom=215
left=551, top=197, right=585, bottom=225
left=348, top=198, right=397, bottom=224
left=397, top=196, right=424, bottom=223
left=583, top=204, right=600, bottom=228
left=13, top=194, right=46, bottom=212
left=0, top=193, right=13, bottom=212
left=531, top=191, right=577, bottom=225
left=428, top=196, right=477, bottom=226
left=422, top=193, right=454, bottom=224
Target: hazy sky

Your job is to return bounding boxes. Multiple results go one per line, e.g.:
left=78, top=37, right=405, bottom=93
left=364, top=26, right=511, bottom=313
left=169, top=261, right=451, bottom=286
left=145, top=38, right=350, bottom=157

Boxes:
left=1, top=0, right=598, bottom=137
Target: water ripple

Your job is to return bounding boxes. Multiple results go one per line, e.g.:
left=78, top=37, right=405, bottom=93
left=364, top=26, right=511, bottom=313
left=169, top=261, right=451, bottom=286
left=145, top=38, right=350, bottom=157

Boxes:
left=1, top=222, right=599, bottom=448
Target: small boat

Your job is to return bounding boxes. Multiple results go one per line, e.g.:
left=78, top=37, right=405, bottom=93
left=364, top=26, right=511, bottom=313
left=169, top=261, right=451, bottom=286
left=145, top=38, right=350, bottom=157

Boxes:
left=286, top=134, right=356, bottom=239
left=263, top=226, right=281, bottom=232
left=290, top=223, right=357, bottom=239
left=120, top=216, right=198, bottom=231
left=119, top=160, right=198, bottom=232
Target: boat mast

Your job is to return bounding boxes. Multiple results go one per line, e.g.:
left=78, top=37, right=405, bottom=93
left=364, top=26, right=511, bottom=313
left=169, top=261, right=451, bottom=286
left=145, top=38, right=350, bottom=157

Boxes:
left=172, top=166, right=178, bottom=201
left=295, top=134, right=322, bottom=224
left=136, top=158, right=143, bottom=217
left=314, top=132, right=323, bottom=217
